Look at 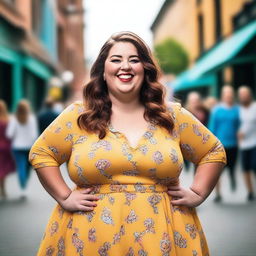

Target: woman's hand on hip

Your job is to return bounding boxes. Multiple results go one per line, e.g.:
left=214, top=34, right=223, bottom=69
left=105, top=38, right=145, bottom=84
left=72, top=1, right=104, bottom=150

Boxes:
left=167, top=185, right=205, bottom=208
left=59, top=188, right=99, bottom=212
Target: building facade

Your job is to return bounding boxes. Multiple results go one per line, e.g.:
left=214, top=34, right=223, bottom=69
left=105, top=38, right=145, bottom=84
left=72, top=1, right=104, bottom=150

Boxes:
left=151, top=0, right=256, bottom=99
left=0, top=0, right=86, bottom=111
left=57, top=0, right=86, bottom=100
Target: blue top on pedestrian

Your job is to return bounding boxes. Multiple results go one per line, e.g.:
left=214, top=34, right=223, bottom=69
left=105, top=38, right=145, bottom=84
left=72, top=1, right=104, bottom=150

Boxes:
left=208, top=103, right=240, bottom=148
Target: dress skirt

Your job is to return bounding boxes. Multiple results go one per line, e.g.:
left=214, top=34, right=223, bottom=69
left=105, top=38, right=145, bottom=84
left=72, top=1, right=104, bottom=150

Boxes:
left=37, top=184, right=209, bottom=256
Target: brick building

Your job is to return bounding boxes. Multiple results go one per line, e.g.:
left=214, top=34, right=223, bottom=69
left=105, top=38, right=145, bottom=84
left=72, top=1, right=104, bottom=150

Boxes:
left=0, top=0, right=86, bottom=111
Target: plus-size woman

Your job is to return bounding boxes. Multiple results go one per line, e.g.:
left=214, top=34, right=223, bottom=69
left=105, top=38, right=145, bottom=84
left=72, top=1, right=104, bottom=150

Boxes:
left=29, top=32, right=226, bottom=256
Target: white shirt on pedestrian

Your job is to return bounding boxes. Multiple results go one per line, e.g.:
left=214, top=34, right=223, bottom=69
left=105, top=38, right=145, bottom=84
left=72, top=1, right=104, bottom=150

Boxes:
left=239, top=102, right=256, bottom=149
left=6, top=114, right=39, bottom=150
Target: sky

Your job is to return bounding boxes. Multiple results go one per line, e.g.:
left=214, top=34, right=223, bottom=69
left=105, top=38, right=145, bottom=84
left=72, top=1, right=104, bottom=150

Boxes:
left=84, top=0, right=165, bottom=65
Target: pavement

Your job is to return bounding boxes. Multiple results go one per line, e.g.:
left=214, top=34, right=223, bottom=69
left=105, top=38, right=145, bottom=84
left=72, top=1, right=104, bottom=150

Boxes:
left=0, top=164, right=256, bottom=256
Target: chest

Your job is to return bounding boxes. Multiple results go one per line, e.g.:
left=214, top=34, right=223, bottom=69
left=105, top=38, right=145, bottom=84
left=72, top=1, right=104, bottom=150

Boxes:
left=67, top=126, right=183, bottom=185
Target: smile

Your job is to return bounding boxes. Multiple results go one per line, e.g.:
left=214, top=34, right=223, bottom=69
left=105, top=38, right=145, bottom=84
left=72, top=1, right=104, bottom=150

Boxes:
left=117, top=73, right=134, bottom=82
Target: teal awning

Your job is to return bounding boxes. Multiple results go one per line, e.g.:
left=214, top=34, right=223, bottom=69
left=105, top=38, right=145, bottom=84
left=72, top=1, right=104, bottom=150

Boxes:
left=170, top=20, right=256, bottom=92
left=169, top=72, right=216, bottom=92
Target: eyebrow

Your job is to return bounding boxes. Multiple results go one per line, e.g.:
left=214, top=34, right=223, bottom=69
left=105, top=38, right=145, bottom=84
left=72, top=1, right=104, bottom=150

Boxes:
left=110, top=55, right=139, bottom=58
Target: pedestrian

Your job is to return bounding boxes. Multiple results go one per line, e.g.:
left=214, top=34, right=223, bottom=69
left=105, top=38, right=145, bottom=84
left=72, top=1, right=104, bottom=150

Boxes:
left=6, top=99, right=38, bottom=197
left=0, top=100, right=15, bottom=199
left=208, top=85, right=240, bottom=202
left=185, top=91, right=209, bottom=126
left=184, top=91, right=210, bottom=172
left=37, top=97, right=59, bottom=134
left=29, top=31, right=226, bottom=256
left=203, top=96, right=218, bottom=115
left=237, top=86, right=256, bottom=201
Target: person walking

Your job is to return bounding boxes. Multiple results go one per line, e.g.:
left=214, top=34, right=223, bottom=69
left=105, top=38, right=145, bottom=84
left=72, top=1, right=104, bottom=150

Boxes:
left=185, top=91, right=209, bottom=126
left=0, top=100, right=15, bottom=199
left=184, top=92, right=210, bottom=172
left=208, top=85, right=240, bottom=202
left=37, top=97, right=59, bottom=134
left=6, top=100, right=38, bottom=196
left=29, top=31, right=226, bottom=256
left=238, top=86, right=256, bottom=201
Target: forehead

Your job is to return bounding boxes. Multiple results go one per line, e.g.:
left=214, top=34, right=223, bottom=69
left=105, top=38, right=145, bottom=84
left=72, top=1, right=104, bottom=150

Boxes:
left=239, top=88, right=250, bottom=94
left=108, top=42, right=138, bottom=57
left=222, top=87, right=233, bottom=94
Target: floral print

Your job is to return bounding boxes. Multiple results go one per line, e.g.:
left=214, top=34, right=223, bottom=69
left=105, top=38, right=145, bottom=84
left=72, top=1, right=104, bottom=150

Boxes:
left=29, top=101, right=226, bottom=255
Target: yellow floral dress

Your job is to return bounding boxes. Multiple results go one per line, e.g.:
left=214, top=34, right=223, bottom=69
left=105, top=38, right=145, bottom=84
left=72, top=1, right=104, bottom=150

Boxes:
left=29, top=101, right=226, bottom=256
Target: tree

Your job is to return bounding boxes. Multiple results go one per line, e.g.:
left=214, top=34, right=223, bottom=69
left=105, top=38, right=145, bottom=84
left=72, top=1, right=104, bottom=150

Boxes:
left=154, top=38, right=189, bottom=75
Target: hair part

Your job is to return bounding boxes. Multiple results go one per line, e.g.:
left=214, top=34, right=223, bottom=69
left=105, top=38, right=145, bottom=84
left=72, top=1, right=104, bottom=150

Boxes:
left=78, top=31, right=174, bottom=139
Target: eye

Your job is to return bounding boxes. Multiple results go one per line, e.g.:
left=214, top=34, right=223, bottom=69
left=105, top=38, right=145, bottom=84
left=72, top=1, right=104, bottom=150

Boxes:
left=110, top=59, right=121, bottom=63
left=130, top=59, right=140, bottom=63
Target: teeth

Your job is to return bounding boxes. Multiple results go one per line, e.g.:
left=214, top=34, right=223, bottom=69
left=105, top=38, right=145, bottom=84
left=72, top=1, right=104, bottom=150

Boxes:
left=118, top=74, right=132, bottom=79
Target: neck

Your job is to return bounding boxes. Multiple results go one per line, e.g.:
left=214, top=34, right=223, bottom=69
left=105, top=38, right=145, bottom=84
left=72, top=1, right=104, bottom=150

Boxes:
left=109, top=93, right=143, bottom=113
left=223, top=101, right=233, bottom=107
left=242, top=101, right=251, bottom=107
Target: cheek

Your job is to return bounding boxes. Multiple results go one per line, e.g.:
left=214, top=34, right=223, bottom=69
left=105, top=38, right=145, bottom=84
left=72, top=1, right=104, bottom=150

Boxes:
left=104, top=63, right=118, bottom=77
left=134, top=65, right=145, bottom=79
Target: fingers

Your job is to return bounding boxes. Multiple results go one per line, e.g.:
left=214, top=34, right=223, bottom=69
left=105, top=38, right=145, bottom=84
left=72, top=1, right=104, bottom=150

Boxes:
left=80, top=188, right=94, bottom=194
left=167, top=190, right=183, bottom=197
left=77, top=205, right=95, bottom=211
left=171, top=198, right=186, bottom=206
left=83, top=194, right=100, bottom=201
left=81, top=200, right=97, bottom=207
left=167, top=185, right=180, bottom=191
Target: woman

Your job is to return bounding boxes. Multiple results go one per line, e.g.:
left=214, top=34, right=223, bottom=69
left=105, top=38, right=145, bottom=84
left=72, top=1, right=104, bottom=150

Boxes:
left=6, top=100, right=38, bottom=194
left=29, top=32, right=226, bottom=256
left=0, top=100, right=15, bottom=198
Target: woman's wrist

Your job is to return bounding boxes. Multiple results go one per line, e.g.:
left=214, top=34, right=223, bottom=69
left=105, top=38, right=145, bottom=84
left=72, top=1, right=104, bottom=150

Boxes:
left=189, top=186, right=206, bottom=203
left=56, top=189, right=72, bottom=205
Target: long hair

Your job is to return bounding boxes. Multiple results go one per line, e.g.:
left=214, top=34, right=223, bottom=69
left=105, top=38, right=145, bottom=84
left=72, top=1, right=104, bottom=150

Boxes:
left=0, top=100, right=9, bottom=122
left=78, top=31, right=174, bottom=139
left=15, top=100, right=30, bottom=124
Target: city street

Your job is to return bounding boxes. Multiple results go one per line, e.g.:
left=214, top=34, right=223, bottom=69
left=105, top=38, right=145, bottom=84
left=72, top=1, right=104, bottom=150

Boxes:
left=0, top=164, right=256, bottom=256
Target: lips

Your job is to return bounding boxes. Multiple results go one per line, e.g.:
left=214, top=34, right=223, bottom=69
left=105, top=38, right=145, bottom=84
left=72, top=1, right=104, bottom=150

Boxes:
left=117, top=73, right=134, bottom=82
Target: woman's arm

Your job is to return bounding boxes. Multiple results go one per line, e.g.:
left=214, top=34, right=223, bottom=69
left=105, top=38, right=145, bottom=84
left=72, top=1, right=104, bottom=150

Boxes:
left=168, top=162, right=225, bottom=207
left=167, top=103, right=226, bottom=207
left=36, top=166, right=99, bottom=212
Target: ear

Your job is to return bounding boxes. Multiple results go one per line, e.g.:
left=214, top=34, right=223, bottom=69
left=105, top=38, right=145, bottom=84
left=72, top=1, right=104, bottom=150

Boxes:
left=103, top=73, right=106, bottom=81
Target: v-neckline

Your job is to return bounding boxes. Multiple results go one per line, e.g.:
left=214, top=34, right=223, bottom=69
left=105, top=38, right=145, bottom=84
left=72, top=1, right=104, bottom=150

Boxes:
left=108, top=121, right=157, bottom=150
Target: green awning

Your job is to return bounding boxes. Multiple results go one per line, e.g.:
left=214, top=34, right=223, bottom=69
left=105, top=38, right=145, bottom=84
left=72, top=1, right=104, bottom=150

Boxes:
left=169, top=72, right=216, bottom=92
left=170, top=20, right=256, bottom=92
left=23, top=55, right=53, bottom=80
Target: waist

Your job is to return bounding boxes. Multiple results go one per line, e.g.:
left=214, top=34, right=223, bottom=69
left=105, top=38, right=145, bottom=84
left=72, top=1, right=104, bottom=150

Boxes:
left=77, top=184, right=168, bottom=194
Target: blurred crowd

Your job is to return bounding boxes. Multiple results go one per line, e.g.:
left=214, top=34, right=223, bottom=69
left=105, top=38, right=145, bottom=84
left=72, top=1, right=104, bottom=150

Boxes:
left=0, top=84, right=256, bottom=203
left=0, top=97, right=64, bottom=200
left=183, top=85, right=256, bottom=203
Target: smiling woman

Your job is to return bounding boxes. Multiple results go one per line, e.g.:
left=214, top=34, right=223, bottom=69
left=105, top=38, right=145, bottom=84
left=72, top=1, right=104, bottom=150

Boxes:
left=29, top=31, right=226, bottom=256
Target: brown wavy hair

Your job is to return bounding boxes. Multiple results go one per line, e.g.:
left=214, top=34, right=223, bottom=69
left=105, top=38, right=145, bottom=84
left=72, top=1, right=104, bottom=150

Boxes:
left=78, top=31, right=174, bottom=139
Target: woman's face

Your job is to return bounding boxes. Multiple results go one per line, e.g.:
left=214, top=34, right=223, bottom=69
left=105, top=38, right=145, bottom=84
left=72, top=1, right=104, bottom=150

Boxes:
left=104, top=42, right=144, bottom=99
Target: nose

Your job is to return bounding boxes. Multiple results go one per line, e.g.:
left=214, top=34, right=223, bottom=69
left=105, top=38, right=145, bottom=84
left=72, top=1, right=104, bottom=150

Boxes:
left=121, top=60, right=131, bottom=70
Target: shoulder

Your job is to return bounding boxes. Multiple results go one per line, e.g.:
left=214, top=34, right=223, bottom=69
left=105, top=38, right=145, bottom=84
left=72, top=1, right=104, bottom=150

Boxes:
left=166, top=101, right=182, bottom=114
left=61, top=101, right=85, bottom=116
left=211, top=104, right=222, bottom=114
left=165, top=101, right=196, bottom=123
left=8, top=115, right=17, bottom=125
left=252, top=102, right=256, bottom=109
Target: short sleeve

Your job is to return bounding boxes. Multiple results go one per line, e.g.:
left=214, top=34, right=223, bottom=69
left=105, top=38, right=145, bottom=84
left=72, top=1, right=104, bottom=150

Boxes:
left=170, top=103, right=227, bottom=165
left=29, top=101, right=84, bottom=169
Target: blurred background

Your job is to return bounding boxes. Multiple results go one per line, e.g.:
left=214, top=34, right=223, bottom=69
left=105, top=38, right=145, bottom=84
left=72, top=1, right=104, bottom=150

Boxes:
left=0, top=0, right=256, bottom=255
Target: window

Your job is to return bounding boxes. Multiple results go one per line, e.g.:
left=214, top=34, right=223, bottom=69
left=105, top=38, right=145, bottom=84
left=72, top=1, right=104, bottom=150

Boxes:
left=214, top=0, right=222, bottom=41
left=198, top=14, right=204, bottom=53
